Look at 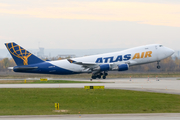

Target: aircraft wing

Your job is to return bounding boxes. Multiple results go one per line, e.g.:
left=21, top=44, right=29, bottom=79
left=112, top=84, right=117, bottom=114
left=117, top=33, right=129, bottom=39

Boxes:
left=67, top=59, right=130, bottom=72
left=67, top=59, right=98, bottom=69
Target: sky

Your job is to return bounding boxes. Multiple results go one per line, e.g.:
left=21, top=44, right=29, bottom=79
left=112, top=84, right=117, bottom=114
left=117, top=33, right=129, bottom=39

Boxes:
left=0, top=0, right=180, bottom=50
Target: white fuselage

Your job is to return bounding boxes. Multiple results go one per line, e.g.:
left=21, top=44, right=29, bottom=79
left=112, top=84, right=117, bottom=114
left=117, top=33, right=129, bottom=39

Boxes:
left=48, top=44, right=174, bottom=73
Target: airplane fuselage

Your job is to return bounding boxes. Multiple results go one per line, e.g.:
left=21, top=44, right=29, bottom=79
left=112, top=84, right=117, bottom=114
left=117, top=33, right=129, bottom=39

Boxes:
left=13, top=44, right=174, bottom=75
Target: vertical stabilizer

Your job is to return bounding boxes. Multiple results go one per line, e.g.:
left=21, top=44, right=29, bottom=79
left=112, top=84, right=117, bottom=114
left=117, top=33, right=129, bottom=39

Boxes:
left=5, top=42, right=44, bottom=66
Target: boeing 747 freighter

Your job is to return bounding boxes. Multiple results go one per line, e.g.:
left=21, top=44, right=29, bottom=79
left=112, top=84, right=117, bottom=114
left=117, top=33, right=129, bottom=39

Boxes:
left=5, top=42, right=174, bottom=79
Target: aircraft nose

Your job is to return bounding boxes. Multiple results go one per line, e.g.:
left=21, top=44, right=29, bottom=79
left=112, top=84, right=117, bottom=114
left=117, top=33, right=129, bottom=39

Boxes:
left=166, top=48, right=175, bottom=56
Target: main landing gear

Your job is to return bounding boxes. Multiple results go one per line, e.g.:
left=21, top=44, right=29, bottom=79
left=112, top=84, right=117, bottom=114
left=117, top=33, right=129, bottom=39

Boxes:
left=102, top=72, right=108, bottom=79
left=157, top=61, right=161, bottom=69
left=91, top=71, right=108, bottom=80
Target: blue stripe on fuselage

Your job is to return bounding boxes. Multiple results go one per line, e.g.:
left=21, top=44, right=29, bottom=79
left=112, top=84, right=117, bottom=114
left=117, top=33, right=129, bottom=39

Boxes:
left=13, top=62, right=79, bottom=75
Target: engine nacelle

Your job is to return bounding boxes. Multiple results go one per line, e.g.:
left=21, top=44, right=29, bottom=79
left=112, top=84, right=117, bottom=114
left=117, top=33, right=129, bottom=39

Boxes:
left=93, top=64, right=110, bottom=71
left=118, top=64, right=129, bottom=71
left=112, top=64, right=129, bottom=71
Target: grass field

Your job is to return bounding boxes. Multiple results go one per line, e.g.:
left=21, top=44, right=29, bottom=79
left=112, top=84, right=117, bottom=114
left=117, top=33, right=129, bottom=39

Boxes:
left=0, top=88, right=180, bottom=115
left=0, top=80, right=102, bottom=84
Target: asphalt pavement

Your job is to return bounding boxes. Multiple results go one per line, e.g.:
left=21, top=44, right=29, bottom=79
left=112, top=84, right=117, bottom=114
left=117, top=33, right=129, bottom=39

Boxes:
left=0, top=78, right=180, bottom=95
left=1, top=113, right=180, bottom=120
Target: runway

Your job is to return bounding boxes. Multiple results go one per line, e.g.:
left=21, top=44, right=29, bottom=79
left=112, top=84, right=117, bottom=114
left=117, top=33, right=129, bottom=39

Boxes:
left=1, top=113, right=180, bottom=120
left=0, top=78, right=180, bottom=95
left=1, top=78, right=180, bottom=119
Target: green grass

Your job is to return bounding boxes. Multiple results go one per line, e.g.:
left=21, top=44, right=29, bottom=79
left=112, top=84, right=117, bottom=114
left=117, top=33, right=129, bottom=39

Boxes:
left=0, top=80, right=102, bottom=84
left=0, top=88, right=180, bottom=115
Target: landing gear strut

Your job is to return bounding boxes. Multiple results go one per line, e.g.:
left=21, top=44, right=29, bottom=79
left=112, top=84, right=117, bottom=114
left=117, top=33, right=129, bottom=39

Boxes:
left=157, top=61, right=161, bottom=69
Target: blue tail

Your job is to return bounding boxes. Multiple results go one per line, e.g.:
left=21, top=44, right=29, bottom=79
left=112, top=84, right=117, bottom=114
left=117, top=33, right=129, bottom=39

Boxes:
left=5, top=42, right=44, bottom=66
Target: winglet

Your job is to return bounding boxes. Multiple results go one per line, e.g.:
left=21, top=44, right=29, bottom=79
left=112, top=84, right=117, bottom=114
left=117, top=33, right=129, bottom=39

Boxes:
left=67, top=59, right=76, bottom=63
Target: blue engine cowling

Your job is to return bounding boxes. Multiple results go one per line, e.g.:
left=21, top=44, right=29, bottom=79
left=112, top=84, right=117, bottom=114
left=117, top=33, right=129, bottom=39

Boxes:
left=117, top=64, right=129, bottom=71
left=99, top=64, right=110, bottom=71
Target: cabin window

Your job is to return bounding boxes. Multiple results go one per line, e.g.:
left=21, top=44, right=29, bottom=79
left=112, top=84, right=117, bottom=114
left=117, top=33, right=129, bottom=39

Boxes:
left=159, top=45, right=163, bottom=47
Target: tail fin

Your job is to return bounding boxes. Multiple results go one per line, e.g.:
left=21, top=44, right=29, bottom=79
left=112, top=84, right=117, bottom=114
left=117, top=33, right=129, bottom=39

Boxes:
left=5, top=42, right=44, bottom=66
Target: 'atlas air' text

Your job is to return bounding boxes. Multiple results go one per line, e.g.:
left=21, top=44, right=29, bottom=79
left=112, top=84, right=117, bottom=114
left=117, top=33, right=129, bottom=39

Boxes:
left=95, top=51, right=152, bottom=63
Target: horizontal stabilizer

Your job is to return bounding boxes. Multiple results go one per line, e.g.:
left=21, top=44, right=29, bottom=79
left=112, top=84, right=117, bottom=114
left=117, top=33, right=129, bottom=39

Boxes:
left=8, top=67, right=13, bottom=69
left=14, top=66, right=38, bottom=70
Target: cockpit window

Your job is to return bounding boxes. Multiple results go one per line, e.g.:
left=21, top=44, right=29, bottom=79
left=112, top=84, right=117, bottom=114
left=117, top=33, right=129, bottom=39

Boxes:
left=159, top=45, right=163, bottom=47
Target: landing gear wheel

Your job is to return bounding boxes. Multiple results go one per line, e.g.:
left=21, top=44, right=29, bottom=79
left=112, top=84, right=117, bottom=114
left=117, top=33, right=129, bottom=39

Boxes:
left=157, top=66, right=161, bottom=69
left=91, top=76, right=97, bottom=79
left=103, top=76, right=106, bottom=79
left=157, top=61, right=160, bottom=69
left=97, top=75, right=101, bottom=79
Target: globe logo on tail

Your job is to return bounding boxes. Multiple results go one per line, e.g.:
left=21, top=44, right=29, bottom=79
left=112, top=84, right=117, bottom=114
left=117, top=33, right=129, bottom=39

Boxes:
left=6, top=43, right=32, bottom=65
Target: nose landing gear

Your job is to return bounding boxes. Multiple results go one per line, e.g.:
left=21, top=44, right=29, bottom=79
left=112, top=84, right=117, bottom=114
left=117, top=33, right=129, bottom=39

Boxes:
left=157, top=61, right=161, bottom=69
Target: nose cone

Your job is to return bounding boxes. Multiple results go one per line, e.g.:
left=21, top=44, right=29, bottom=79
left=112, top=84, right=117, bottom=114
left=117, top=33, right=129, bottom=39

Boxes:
left=166, top=48, right=175, bottom=56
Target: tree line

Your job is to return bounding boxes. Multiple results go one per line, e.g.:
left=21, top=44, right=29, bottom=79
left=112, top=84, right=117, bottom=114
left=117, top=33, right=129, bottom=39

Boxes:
left=0, top=57, right=179, bottom=72
left=129, top=57, right=180, bottom=72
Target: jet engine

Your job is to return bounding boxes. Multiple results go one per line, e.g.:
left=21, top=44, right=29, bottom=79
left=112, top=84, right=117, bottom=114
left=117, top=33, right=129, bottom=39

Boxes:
left=93, top=64, right=110, bottom=71
left=112, top=64, right=129, bottom=71
left=93, top=64, right=129, bottom=71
